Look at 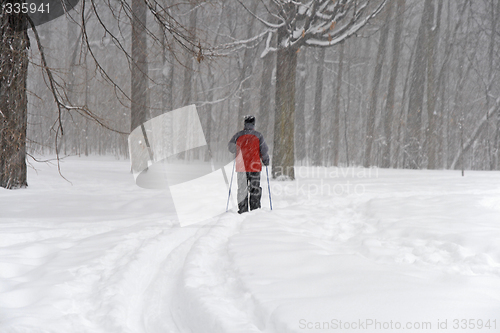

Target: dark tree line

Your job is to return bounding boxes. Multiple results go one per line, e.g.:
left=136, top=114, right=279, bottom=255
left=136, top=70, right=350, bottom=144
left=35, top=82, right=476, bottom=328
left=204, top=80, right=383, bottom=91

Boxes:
left=2, top=0, right=500, bottom=189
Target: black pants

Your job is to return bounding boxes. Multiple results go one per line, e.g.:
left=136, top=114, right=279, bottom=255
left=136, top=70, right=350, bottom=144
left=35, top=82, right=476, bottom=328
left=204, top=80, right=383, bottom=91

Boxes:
left=237, top=172, right=261, bottom=213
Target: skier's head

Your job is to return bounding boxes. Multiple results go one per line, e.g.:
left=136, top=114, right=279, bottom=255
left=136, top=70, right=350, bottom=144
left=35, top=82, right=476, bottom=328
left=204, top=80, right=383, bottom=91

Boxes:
left=244, top=115, right=256, bottom=125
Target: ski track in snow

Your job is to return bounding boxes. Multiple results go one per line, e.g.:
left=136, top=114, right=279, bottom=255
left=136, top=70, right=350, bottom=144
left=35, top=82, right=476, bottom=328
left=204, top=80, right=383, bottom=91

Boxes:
left=0, top=158, right=269, bottom=333
left=1, top=159, right=500, bottom=332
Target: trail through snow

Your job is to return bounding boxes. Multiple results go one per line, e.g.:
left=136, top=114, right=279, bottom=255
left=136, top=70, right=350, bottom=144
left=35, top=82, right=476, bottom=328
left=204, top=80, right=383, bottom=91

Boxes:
left=1, top=157, right=499, bottom=333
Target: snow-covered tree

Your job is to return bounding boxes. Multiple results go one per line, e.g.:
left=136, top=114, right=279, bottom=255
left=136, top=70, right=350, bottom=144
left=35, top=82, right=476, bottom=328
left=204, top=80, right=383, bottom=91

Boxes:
left=250, top=0, right=387, bottom=179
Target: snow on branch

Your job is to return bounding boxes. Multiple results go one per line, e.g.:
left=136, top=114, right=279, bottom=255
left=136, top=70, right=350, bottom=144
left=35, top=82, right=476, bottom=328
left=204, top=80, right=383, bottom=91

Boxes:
left=216, top=29, right=274, bottom=54
left=262, top=0, right=386, bottom=50
left=297, top=0, right=313, bottom=16
left=304, top=0, right=386, bottom=47
left=261, top=31, right=278, bottom=58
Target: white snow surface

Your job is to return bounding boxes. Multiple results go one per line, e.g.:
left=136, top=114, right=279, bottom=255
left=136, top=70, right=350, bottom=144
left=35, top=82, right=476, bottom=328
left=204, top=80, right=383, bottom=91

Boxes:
left=1, top=156, right=500, bottom=333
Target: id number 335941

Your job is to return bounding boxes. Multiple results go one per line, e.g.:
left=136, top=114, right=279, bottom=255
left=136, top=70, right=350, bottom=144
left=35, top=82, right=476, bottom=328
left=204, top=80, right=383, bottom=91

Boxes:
left=452, top=319, right=496, bottom=330
left=2, top=2, right=49, bottom=14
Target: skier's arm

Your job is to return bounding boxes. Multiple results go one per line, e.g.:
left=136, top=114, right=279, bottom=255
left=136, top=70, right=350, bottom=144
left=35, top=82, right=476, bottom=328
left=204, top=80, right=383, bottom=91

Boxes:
left=259, top=135, right=270, bottom=166
left=228, top=134, right=238, bottom=154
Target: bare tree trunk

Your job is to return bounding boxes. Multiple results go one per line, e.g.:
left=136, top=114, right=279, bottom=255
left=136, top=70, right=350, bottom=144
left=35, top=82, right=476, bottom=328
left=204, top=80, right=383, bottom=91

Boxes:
left=85, top=55, right=89, bottom=156
left=205, top=68, right=215, bottom=146
left=359, top=37, right=372, bottom=165
left=344, top=43, right=351, bottom=166
left=130, top=0, right=149, bottom=132
left=437, top=62, right=447, bottom=168
left=425, top=0, right=442, bottom=169
left=395, top=31, right=418, bottom=168
left=272, top=43, right=297, bottom=179
left=237, top=1, right=259, bottom=122
left=489, top=0, right=500, bottom=169
left=312, top=47, right=325, bottom=166
left=66, top=16, right=82, bottom=156
left=364, top=2, right=392, bottom=168
left=405, top=0, right=433, bottom=169
left=382, top=0, right=405, bottom=168
left=179, top=5, right=197, bottom=160
left=436, top=0, right=451, bottom=169
left=435, top=0, right=467, bottom=168
left=160, top=24, right=174, bottom=113
left=295, top=48, right=307, bottom=162
left=182, top=6, right=197, bottom=107
left=0, top=9, right=29, bottom=189
left=451, top=11, right=478, bottom=170
left=259, top=34, right=275, bottom=141
left=332, top=41, right=345, bottom=166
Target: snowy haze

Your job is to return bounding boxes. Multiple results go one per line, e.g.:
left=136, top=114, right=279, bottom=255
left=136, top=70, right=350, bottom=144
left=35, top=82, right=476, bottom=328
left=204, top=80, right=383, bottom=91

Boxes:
left=4, top=0, right=500, bottom=330
left=1, top=157, right=499, bottom=332
left=26, top=0, right=500, bottom=171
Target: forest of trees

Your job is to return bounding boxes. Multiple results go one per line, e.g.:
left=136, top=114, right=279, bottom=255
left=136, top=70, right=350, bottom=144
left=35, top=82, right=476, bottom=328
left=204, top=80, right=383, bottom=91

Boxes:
left=2, top=0, right=500, bottom=188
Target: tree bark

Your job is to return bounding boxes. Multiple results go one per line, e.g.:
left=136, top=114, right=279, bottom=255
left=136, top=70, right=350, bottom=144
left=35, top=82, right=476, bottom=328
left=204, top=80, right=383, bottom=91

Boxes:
left=237, top=1, right=259, bottom=122
left=395, top=31, right=417, bottom=168
left=65, top=16, right=81, bottom=155
left=405, top=0, right=433, bottom=169
left=84, top=50, right=90, bottom=156
left=258, top=34, right=275, bottom=141
left=425, top=0, right=442, bottom=169
left=364, top=2, right=392, bottom=168
left=451, top=27, right=479, bottom=170
left=311, top=47, right=325, bottom=166
left=382, top=0, right=405, bottom=168
left=344, top=43, right=351, bottom=166
left=332, top=41, right=345, bottom=166
left=295, top=48, right=307, bottom=162
left=205, top=69, right=214, bottom=145
left=490, top=0, right=500, bottom=169
left=0, top=9, right=29, bottom=189
left=130, top=0, right=149, bottom=132
left=436, top=0, right=467, bottom=168
left=161, top=24, right=174, bottom=113
left=272, top=46, right=297, bottom=179
left=182, top=5, right=197, bottom=107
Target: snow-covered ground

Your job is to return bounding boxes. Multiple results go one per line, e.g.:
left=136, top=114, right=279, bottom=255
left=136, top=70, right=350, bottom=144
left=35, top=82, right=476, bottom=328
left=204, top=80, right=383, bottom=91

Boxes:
left=1, top=156, right=499, bottom=333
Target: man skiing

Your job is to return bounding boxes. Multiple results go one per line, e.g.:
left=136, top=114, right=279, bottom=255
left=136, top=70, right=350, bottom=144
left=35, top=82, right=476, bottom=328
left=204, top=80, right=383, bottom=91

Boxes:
left=228, top=115, right=270, bottom=214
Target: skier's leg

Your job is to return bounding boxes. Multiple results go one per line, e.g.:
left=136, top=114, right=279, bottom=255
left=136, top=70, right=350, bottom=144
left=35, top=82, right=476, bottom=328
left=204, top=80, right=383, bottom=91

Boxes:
left=237, top=172, right=248, bottom=213
left=249, top=172, right=262, bottom=210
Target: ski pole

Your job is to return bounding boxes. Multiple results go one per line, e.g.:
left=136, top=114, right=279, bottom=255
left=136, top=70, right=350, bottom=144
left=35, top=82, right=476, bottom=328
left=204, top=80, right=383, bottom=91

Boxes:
left=226, top=159, right=236, bottom=212
left=266, top=165, right=272, bottom=210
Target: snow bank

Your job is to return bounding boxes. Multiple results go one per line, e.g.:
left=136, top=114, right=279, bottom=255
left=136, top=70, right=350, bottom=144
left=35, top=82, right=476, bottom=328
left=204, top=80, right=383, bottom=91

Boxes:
left=1, top=158, right=499, bottom=333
